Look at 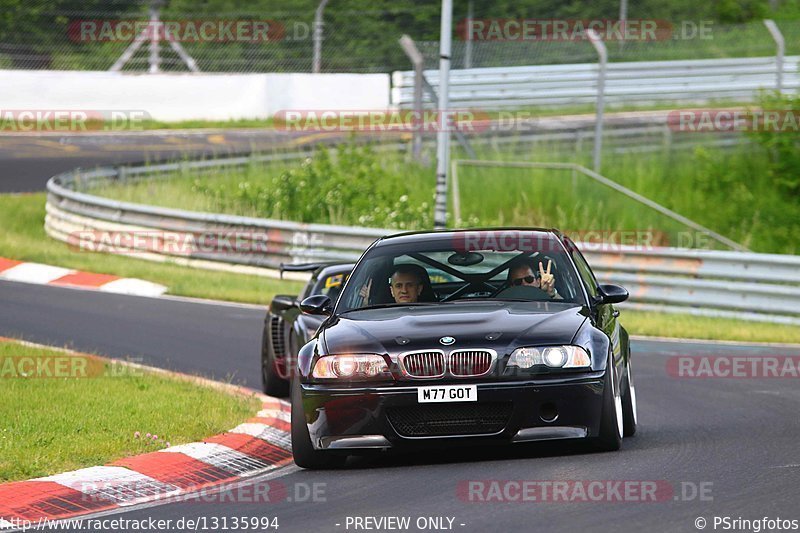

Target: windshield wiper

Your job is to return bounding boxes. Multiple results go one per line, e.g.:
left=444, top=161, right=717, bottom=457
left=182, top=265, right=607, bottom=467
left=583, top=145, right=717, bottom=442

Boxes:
left=339, top=302, right=437, bottom=314
left=445, top=297, right=531, bottom=303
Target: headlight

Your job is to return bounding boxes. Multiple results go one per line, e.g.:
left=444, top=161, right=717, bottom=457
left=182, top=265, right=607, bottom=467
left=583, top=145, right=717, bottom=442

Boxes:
left=508, top=347, right=539, bottom=369
left=508, top=346, right=591, bottom=370
left=543, top=347, right=569, bottom=368
left=312, top=354, right=390, bottom=379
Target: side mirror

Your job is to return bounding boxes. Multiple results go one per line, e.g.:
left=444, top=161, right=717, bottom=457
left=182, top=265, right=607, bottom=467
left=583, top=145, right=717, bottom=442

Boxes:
left=598, top=284, right=629, bottom=304
left=300, top=294, right=333, bottom=316
left=271, top=294, right=297, bottom=312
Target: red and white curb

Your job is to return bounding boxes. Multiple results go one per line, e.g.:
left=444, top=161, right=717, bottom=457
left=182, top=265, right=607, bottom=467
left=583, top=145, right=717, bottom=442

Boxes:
left=0, top=257, right=166, bottom=297
left=0, top=398, right=291, bottom=525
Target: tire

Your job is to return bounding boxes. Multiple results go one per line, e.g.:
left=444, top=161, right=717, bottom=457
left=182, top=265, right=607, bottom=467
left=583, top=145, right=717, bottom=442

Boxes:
left=621, top=356, right=638, bottom=437
left=592, top=353, right=623, bottom=452
left=290, top=377, right=347, bottom=469
left=261, top=314, right=290, bottom=398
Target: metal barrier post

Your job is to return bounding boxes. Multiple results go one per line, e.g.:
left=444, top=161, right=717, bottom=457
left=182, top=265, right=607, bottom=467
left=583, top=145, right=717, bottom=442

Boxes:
left=434, top=0, right=453, bottom=229
left=763, top=19, right=785, bottom=93
left=148, top=2, right=161, bottom=74
left=313, top=0, right=330, bottom=73
left=586, top=29, right=607, bottom=172
left=399, top=35, right=425, bottom=161
left=464, top=0, right=473, bottom=68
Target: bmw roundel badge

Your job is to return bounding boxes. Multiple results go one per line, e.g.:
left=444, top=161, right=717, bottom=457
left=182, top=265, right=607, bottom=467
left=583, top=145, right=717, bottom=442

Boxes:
left=439, top=336, right=456, bottom=346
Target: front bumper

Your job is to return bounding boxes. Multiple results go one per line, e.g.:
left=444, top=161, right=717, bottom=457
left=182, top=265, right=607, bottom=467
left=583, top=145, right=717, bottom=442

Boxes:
left=299, top=372, right=606, bottom=451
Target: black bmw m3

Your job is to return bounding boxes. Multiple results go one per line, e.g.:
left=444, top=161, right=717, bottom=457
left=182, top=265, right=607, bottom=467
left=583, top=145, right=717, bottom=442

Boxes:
left=291, top=229, right=637, bottom=468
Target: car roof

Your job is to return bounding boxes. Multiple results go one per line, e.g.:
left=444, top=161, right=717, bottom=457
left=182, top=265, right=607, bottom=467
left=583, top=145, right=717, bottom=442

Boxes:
left=373, top=228, right=563, bottom=247
left=315, top=263, right=355, bottom=278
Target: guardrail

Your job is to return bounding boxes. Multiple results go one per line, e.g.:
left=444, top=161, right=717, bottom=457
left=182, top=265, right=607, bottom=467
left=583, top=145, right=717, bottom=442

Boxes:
left=45, top=153, right=385, bottom=276
left=391, top=56, right=800, bottom=109
left=585, top=250, right=800, bottom=325
left=45, top=152, right=800, bottom=325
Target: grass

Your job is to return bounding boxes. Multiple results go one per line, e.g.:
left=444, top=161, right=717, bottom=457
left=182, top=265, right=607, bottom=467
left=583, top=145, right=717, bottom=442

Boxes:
left=622, top=310, right=800, bottom=344
left=127, top=116, right=276, bottom=131
left=0, top=338, right=261, bottom=482
left=450, top=140, right=800, bottom=254
left=0, top=193, right=304, bottom=305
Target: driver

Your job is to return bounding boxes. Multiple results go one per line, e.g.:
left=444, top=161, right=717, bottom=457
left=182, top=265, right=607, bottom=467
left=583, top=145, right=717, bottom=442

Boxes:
left=359, top=264, right=425, bottom=304
left=389, top=265, right=424, bottom=303
left=507, top=258, right=562, bottom=300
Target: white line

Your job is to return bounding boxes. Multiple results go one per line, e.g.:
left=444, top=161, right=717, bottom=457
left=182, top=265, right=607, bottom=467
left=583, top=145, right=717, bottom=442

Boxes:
left=0, top=263, right=74, bottom=284
left=229, top=423, right=292, bottom=451
left=256, top=409, right=291, bottom=421
left=161, top=442, right=272, bottom=474
left=151, top=293, right=268, bottom=310
left=36, top=466, right=182, bottom=505
left=0, top=276, right=268, bottom=310
left=631, top=334, right=800, bottom=349
left=99, top=278, right=167, bottom=297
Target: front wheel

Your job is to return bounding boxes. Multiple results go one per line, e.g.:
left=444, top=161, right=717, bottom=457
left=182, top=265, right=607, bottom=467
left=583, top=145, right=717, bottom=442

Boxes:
left=621, top=357, right=638, bottom=437
left=290, top=377, right=347, bottom=469
left=591, top=354, right=623, bottom=452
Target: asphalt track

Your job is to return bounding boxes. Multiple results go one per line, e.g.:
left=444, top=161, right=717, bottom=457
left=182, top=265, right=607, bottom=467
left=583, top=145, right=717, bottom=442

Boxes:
left=0, top=129, right=331, bottom=192
left=2, top=279, right=800, bottom=532
left=2, top=125, right=799, bottom=532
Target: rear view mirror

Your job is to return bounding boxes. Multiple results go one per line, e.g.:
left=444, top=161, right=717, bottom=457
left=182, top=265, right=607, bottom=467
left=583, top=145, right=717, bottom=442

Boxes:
left=598, top=284, right=629, bottom=304
left=300, top=295, right=333, bottom=316
left=271, top=295, right=297, bottom=312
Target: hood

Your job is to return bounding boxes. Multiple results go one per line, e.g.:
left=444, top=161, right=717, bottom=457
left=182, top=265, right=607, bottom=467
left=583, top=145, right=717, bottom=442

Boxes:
left=322, top=301, right=589, bottom=356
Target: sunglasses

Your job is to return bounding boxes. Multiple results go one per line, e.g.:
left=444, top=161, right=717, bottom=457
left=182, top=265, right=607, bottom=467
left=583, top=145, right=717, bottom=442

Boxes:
left=511, top=274, right=539, bottom=286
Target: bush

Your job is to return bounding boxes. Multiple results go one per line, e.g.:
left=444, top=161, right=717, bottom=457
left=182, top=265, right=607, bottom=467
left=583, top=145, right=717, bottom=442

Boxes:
left=191, top=142, right=434, bottom=229
left=749, top=90, right=800, bottom=197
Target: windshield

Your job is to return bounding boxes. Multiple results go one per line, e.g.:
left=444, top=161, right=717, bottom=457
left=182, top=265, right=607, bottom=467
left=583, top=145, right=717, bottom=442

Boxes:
left=311, top=271, right=350, bottom=302
left=336, top=232, right=586, bottom=313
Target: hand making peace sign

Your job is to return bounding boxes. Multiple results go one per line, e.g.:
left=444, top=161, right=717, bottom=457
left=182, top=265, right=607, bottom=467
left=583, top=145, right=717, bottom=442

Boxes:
left=538, top=259, right=555, bottom=296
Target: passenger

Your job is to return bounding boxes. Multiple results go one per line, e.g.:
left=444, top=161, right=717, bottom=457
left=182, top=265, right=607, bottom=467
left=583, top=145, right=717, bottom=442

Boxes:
left=507, top=258, right=562, bottom=300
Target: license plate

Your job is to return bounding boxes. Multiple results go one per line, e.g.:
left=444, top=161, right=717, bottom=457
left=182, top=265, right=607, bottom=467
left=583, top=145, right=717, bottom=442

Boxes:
left=417, top=385, right=477, bottom=403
